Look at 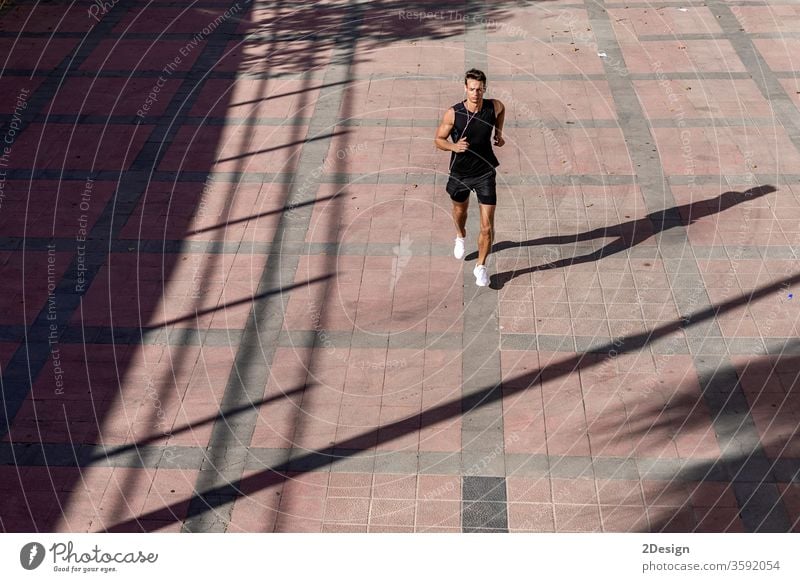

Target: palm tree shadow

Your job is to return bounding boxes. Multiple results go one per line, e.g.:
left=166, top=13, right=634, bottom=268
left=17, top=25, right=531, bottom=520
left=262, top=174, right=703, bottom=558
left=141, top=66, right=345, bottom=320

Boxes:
left=479, top=185, right=777, bottom=290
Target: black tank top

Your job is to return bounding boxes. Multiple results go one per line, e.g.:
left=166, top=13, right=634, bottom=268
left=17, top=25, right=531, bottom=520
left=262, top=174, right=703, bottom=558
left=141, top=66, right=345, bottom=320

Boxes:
left=449, top=99, right=500, bottom=177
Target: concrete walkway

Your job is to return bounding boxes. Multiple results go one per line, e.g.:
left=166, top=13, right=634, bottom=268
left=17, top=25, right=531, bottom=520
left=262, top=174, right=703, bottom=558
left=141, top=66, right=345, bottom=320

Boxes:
left=1, top=0, right=800, bottom=532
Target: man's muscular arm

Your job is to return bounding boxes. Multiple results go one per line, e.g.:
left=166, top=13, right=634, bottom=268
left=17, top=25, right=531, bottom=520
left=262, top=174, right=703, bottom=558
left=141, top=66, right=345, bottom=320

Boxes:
left=435, top=107, right=468, bottom=153
left=493, top=99, right=505, bottom=147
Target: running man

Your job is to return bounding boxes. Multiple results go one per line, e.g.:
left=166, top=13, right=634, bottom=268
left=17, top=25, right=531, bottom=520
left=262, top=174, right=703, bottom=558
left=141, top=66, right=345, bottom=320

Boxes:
left=434, top=68, right=505, bottom=286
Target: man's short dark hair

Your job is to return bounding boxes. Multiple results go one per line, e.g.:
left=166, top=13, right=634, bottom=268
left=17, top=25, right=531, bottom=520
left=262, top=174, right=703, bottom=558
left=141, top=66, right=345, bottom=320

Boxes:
left=464, top=68, right=487, bottom=86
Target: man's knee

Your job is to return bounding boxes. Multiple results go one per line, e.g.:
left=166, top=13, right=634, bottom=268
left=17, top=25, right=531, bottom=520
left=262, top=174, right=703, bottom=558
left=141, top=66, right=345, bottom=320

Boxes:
left=453, top=202, right=468, bottom=215
left=480, top=223, right=493, bottom=238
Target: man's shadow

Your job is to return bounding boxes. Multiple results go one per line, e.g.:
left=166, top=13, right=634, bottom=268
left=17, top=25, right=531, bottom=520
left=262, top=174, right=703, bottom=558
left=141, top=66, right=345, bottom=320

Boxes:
left=471, top=185, right=777, bottom=289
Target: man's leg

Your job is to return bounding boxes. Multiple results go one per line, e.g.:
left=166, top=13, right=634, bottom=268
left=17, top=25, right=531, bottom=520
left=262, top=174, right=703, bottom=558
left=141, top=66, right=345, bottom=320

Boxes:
left=447, top=175, right=470, bottom=260
left=452, top=199, right=469, bottom=238
left=477, top=203, right=495, bottom=266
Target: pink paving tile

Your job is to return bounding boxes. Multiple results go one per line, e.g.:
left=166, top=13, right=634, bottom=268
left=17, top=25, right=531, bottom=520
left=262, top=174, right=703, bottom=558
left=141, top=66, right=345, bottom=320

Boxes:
left=686, top=482, right=739, bottom=509
left=641, top=480, right=693, bottom=509
left=633, top=79, right=773, bottom=120
left=0, top=250, right=72, bottom=325
left=506, top=477, right=552, bottom=503
left=81, top=40, right=205, bottom=72
left=517, top=127, right=632, bottom=176
left=779, top=78, right=800, bottom=115
left=1, top=38, right=79, bottom=70
left=734, top=6, right=800, bottom=33
left=158, top=124, right=306, bottom=173
left=323, top=497, right=370, bottom=524
left=417, top=475, right=461, bottom=501
left=48, top=77, right=183, bottom=117
left=138, top=468, right=196, bottom=522
left=489, top=42, right=605, bottom=76
left=608, top=7, right=722, bottom=39
left=416, top=526, right=462, bottom=533
left=0, top=497, right=55, bottom=532
left=414, top=500, right=461, bottom=529
left=100, top=466, right=156, bottom=517
left=490, top=80, right=616, bottom=122
left=52, top=491, right=102, bottom=532
left=190, top=78, right=322, bottom=118
left=693, top=506, right=746, bottom=532
left=274, top=515, right=322, bottom=532
left=551, top=478, right=598, bottom=505
left=600, top=505, right=650, bottom=532
left=620, top=40, right=746, bottom=74
left=545, top=425, right=592, bottom=457
left=554, top=503, right=602, bottom=532
left=0, top=4, right=97, bottom=33
left=280, top=472, right=329, bottom=499
left=155, top=180, right=283, bottom=242
left=419, top=427, right=461, bottom=452
left=653, top=126, right=800, bottom=177
left=351, top=40, right=464, bottom=76
left=0, top=180, right=116, bottom=237
left=8, top=123, right=154, bottom=171
left=235, top=3, right=344, bottom=36
left=369, top=498, right=416, bottom=526
left=486, top=6, right=591, bottom=41
left=342, top=78, right=464, bottom=121
left=508, top=502, right=556, bottom=532
left=279, top=491, right=326, bottom=525
left=322, top=523, right=367, bottom=532
left=114, top=6, right=234, bottom=34
left=596, top=480, right=645, bottom=506
left=0, top=77, right=42, bottom=113
left=372, top=474, right=417, bottom=499
left=376, top=409, right=421, bottom=451
left=327, top=472, right=373, bottom=498
left=777, top=483, right=800, bottom=531
left=76, top=251, right=268, bottom=329
left=215, top=40, right=332, bottom=75
left=753, top=39, right=800, bottom=71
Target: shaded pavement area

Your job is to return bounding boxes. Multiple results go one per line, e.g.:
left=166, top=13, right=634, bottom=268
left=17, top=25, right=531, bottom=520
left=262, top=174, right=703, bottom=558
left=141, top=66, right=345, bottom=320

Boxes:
left=2, top=0, right=800, bottom=532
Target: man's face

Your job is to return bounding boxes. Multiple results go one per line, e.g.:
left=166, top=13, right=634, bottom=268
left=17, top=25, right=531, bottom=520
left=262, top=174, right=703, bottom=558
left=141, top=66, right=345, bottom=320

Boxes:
left=464, top=79, right=485, bottom=103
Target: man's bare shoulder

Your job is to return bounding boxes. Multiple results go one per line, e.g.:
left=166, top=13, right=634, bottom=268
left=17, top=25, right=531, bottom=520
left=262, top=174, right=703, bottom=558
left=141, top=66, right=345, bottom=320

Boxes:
left=439, top=106, right=456, bottom=125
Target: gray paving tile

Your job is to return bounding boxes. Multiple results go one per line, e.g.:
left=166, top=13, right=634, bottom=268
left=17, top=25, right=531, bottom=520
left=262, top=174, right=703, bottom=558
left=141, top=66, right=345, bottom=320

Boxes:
left=245, top=448, right=292, bottom=471
left=462, top=476, right=507, bottom=502
left=461, top=449, right=506, bottom=477
left=462, top=500, right=508, bottom=531
left=505, top=454, right=550, bottom=478
left=373, top=452, right=418, bottom=474
left=548, top=455, right=595, bottom=479
left=418, top=452, right=462, bottom=475
left=593, top=457, right=640, bottom=480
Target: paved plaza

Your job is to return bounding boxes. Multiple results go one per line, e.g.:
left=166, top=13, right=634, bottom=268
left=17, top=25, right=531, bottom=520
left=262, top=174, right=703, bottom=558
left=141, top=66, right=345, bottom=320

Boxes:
left=1, top=0, right=800, bottom=533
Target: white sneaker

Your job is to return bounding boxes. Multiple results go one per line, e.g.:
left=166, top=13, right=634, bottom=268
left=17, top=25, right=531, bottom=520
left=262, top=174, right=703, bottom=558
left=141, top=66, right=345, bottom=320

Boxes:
left=453, top=237, right=466, bottom=260
left=473, top=264, right=489, bottom=287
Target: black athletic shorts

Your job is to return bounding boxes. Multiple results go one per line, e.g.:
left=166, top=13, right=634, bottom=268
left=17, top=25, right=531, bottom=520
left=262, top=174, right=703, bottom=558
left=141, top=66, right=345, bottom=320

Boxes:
left=446, top=170, right=497, bottom=206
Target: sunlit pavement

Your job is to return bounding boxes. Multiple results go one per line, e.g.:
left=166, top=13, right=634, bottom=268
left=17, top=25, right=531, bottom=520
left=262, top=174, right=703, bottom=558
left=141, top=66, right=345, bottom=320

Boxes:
left=1, top=0, right=800, bottom=533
